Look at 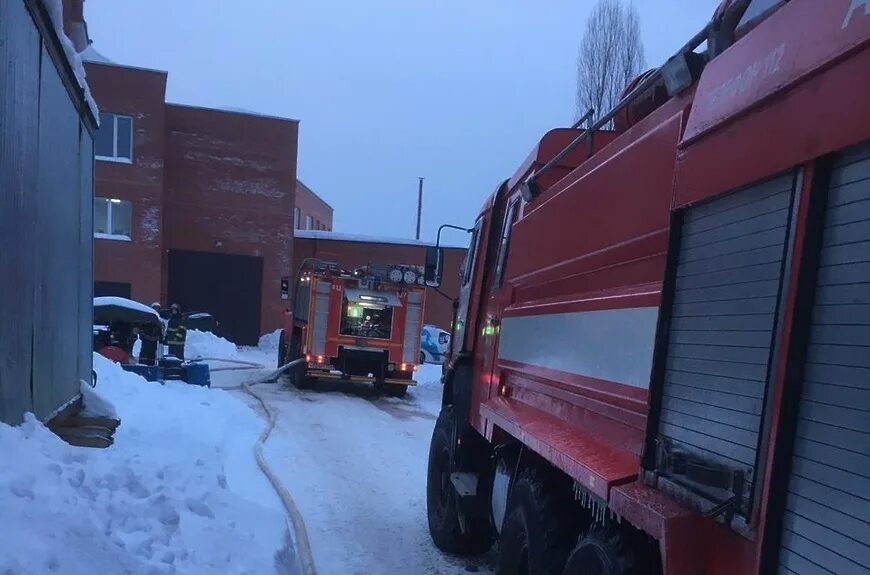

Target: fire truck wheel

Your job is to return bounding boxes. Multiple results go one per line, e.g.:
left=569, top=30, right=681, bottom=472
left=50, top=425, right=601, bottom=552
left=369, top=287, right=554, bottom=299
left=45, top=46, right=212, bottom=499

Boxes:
left=497, top=467, right=577, bottom=575
left=387, top=384, right=408, bottom=398
left=427, top=406, right=493, bottom=556
left=562, top=527, right=636, bottom=575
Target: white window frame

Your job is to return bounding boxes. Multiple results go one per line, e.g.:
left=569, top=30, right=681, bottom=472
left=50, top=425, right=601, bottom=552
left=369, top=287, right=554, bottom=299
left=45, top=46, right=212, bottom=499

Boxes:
left=94, top=197, right=133, bottom=241
left=294, top=207, right=301, bottom=229
left=96, top=113, right=134, bottom=164
left=306, top=215, right=314, bottom=230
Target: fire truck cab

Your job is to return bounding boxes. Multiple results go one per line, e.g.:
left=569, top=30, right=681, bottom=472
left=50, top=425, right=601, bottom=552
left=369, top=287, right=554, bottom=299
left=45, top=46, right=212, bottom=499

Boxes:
left=279, top=259, right=428, bottom=397
left=425, top=1, right=870, bottom=574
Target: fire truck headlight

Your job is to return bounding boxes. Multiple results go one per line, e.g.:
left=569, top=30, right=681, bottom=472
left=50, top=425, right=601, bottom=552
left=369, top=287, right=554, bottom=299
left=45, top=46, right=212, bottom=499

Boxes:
left=317, top=355, right=324, bottom=364
left=305, top=354, right=311, bottom=363
left=403, top=270, right=417, bottom=284
left=388, top=268, right=403, bottom=283
left=400, top=363, right=408, bottom=371
left=387, top=363, right=395, bottom=372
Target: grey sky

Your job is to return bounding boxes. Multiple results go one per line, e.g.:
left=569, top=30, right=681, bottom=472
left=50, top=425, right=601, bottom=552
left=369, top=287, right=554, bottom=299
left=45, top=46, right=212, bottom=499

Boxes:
left=86, top=0, right=720, bottom=242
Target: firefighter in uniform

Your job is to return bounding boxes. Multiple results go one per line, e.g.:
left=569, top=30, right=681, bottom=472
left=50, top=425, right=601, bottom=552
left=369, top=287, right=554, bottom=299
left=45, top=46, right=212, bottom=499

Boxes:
left=165, top=303, right=187, bottom=360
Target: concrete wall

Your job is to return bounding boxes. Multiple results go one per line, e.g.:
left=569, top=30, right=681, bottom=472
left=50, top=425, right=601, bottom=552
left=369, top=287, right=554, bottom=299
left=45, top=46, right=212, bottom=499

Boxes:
left=164, top=105, right=299, bottom=335
left=87, top=62, right=167, bottom=305
left=296, top=180, right=333, bottom=230
left=293, top=236, right=467, bottom=330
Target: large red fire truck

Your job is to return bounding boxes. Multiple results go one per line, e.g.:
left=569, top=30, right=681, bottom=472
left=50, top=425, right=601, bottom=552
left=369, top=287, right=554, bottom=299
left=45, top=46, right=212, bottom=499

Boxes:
left=278, top=259, right=427, bottom=397
left=424, top=1, right=870, bottom=574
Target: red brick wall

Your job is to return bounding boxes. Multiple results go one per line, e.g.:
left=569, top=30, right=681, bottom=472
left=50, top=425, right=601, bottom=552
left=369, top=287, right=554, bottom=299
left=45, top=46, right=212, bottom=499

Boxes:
left=163, top=105, right=299, bottom=335
left=293, top=237, right=466, bottom=329
left=295, top=180, right=332, bottom=231
left=87, top=62, right=167, bottom=305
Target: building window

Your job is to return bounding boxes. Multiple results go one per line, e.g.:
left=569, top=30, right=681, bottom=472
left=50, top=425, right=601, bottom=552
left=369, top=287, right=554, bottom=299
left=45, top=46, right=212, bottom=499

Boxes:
left=95, top=113, right=133, bottom=163
left=306, top=215, right=314, bottom=230
left=294, top=207, right=301, bottom=229
left=94, top=197, right=132, bottom=240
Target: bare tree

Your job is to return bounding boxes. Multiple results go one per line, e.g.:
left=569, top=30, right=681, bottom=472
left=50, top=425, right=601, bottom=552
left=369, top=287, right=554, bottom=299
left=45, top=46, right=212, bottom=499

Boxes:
left=576, top=0, right=645, bottom=125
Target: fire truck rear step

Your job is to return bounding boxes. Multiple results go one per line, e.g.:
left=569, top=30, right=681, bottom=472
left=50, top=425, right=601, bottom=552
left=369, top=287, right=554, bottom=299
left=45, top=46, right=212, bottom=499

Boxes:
left=480, top=397, right=638, bottom=501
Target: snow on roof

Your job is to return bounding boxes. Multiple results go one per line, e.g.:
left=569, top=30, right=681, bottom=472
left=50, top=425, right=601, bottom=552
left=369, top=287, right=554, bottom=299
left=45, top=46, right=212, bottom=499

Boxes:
left=294, top=229, right=467, bottom=249
left=80, top=43, right=114, bottom=64
left=93, top=296, right=160, bottom=318
left=168, top=102, right=299, bottom=124
left=42, top=0, right=100, bottom=121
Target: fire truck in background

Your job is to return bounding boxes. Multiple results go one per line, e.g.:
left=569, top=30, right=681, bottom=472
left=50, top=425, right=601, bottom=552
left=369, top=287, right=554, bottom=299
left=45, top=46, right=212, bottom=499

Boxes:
left=424, top=1, right=870, bottom=574
left=278, top=259, right=428, bottom=397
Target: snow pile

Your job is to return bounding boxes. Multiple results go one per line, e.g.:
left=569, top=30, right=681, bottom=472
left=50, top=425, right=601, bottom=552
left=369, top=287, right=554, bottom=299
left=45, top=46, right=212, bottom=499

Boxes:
left=42, top=0, right=100, bottom=120
left=79, top=379, right=118, bottom=418
left=0, top=353, right=291, bottom=575
left=186, top=329, right=240, bottom=360
left=258, top=329, right=282, bottom=352
left=94, top=296, right=160, bottom=319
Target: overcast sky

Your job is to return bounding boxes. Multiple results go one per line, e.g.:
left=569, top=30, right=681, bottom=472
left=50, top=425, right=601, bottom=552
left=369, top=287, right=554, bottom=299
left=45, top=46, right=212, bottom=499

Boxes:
left=86, top=0, right=720, bottom=242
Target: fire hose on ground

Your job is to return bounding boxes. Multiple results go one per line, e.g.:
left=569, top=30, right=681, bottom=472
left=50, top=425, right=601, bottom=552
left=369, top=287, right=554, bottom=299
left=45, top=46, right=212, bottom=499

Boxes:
left=194, top=355, right=318, bottom=575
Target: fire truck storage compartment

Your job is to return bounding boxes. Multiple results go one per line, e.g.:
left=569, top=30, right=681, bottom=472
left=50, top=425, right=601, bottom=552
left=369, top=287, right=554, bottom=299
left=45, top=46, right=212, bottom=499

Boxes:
left=402, top=290, right=423, bottom=364
left=655, top=171, right=798, bottom=515
left=310, top=279, right=332, bottom=357
left=777, top=142, right=870, bottom=574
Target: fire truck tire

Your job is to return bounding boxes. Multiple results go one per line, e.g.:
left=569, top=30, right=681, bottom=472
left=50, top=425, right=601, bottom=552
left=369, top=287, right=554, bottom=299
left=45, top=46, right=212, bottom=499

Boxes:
left=562, top=527, right=636, bottom=575
left=427, top=406, right=493, bottom=556
left=387, top=384, right=408, bottom=398
left=497, top=467, right=577, bottom=575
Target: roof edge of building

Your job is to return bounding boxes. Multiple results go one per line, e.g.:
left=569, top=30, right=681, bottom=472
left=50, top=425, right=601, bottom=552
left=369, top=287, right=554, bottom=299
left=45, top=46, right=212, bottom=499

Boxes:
left=82, top=58, right=168, bottom=76
left=294, top=230, right=467, bottom=249
left=166, top=102, right=300, bottom=124
left=296, top=179, right=333, bottom=210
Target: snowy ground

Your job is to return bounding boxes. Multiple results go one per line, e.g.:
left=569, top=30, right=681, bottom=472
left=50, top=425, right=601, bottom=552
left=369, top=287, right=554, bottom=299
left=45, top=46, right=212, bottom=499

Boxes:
left=208, top=336, right=496, bottom=575
left=2, top=329, right=494, bottom=574
left=0, top=352, right=294, bottom=575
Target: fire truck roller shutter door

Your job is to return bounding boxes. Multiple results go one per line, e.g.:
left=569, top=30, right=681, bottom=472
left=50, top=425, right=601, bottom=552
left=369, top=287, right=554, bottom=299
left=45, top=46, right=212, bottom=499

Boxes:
left=777, top=142, right=870, bottom=575
left=656, top=170, right=799, bottom=517
left=312, top=280, right=332, bottom=356
left=403, top=291, right=423, bottom=364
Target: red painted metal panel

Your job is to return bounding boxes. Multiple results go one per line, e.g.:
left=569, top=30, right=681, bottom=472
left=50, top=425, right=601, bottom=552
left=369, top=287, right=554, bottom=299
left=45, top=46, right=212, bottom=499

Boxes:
left=676, top=14, right=870, bottom=207
left=506, top=281, right=661, bottom=318
left=507, top=110, right=686, bottom=288
left=683, top=0, right=870, bottom=145
left=481, top=396, right=638, bottom=500
left=752, top=163, right=816, bottom=567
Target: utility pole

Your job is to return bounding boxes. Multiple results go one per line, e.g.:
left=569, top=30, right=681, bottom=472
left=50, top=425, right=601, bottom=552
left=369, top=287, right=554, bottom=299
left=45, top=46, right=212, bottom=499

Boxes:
left=416, top=177, right=424, bottom=240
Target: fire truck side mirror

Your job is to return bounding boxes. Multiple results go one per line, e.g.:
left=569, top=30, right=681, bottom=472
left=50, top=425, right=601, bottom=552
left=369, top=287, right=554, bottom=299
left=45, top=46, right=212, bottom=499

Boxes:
left=424, top=246, right=443, bottom=287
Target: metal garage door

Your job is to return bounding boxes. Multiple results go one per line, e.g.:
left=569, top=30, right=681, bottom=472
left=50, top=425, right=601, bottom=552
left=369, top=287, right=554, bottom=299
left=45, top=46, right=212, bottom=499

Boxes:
left=655, top=171, right=798, bottom=515
left=777, top=143, right=870, bottom=574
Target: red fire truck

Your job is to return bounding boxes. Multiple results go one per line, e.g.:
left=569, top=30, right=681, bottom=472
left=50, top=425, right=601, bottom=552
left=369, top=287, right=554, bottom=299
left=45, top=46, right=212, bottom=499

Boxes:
left=278, top=259, right=427, bottom=397
left=424, top=1, right=870, bottom=574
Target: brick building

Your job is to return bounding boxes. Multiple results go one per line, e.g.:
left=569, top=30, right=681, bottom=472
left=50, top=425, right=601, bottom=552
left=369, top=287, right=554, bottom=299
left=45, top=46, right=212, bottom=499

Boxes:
left=84, top=53, right=301, bottom=345
left=295, top=179, right=333, bottom=231
left=293, top=231, right=467, bottom=330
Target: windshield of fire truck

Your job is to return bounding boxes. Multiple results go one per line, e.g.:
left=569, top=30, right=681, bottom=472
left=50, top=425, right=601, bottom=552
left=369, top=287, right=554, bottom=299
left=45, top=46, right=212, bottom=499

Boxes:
left=340, top=299, right=394, bottom=340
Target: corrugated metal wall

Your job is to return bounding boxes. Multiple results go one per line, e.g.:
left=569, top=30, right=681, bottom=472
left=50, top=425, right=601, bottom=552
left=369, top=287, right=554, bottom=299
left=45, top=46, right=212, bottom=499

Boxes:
left=0, top=0, right=95, bottom=424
